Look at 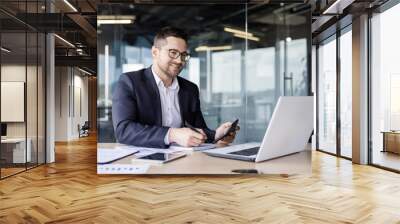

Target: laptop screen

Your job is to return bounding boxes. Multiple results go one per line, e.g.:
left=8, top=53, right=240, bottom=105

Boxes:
left=1, top=123, right=7, bottom=137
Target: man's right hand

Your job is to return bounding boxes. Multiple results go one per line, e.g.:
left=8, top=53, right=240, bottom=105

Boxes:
left=169, top=128, right=207, bottom=147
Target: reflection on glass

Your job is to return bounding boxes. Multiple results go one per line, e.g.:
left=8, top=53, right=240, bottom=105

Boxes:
left=97, top=4, right=311, bottom=145
left=212, top=50, right=241, bottom=94
left=318, top=37, right=337, bottom=154
left=245, top=47, right=276, bottom=141
left=287, top=39, right=308, bottom=96
left=371, top=4, right=400, bottom=171
left=340, top=29, right=352, bottom=158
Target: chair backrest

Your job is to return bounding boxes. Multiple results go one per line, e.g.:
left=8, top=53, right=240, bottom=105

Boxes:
left=82, top=121, right=90, bottom=129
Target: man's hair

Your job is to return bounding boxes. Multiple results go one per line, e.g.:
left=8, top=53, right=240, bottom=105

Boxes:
left=153, top=26, right=188, bottom=47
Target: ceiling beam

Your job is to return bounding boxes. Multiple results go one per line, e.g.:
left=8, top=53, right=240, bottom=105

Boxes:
left=67, top=14, right=97, bottom=46
left=55, top=55, right=96, bottom=73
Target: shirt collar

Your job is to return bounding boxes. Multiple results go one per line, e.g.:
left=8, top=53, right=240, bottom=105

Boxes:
left=151, top=65, right=179, bottom=90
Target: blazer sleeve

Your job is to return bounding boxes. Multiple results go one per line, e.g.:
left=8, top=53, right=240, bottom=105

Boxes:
left=192, top=87, right=216, bottom=143
left=112, top=74, right=169, bottom=148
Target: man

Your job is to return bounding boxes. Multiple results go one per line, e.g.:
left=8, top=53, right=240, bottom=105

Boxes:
left=112, top=26, right=238, bottom=148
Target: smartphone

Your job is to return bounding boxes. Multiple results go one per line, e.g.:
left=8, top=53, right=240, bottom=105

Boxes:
left=135, top=152, right=186, bottom=164
left=213, top=119, right=239, bottom=144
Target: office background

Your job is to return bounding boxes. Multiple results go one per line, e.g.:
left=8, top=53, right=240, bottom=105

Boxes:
left=97, top=3, right=312, bottom=145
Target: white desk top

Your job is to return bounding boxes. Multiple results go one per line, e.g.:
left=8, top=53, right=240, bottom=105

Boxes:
left=1, top=137, right=27, bottom=143
left=98, top=143, right=311, bottom=175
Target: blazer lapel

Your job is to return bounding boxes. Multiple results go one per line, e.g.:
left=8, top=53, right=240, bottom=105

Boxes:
left=144, top=67, right=163, bottom=126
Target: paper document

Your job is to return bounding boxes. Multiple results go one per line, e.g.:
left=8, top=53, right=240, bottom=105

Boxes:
left=97, top=147, right=139, bottom=164
left=97, top=164, right=150, bottom=174
left=169, top=143, right=216, bottom=151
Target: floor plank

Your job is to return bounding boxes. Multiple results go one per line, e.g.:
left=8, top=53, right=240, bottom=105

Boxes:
left=1, top=135, right=400, bottom=223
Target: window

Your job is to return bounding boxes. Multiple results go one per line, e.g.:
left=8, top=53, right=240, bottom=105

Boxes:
left=317, top=36, right=337, bottom=154
left=340, top=28, right=352, bottom=158
left=371, top=3, right=400, bottom=171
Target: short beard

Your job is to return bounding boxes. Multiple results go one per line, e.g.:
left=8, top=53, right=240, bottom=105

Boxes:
left=161, top=63, right=182, bottom=78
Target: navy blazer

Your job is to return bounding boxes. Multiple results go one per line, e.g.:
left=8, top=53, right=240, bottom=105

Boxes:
left=112, top=67, right=216, bottom=148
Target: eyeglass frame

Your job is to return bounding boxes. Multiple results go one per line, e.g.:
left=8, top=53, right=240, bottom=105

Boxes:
left=159, top=48, right=191, bottom=62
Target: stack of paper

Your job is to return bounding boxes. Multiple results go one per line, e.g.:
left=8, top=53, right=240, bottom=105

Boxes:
left=97, top=147, right=139, bottom=164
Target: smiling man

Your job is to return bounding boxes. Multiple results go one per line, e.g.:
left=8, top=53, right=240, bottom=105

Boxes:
left=112, top=26, right=238, bottom=148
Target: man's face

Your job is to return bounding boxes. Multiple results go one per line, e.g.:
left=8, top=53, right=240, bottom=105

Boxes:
left=152, top=36, right=188, bottom=79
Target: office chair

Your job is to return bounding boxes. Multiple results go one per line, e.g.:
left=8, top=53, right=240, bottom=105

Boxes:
left=79, top=121, right=90, bottom=138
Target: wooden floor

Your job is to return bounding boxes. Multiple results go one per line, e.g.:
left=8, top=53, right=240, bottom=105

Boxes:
left=373, top=150, right=400, bottom=171
left=1, top=135, right=400, bottom=223
left=1, top=167, right=26, bottom=177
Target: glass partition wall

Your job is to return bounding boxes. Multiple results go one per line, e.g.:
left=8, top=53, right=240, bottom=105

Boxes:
left=97, top=3, right=312, bottom=144
left=0, top=1, right=46, bottom=179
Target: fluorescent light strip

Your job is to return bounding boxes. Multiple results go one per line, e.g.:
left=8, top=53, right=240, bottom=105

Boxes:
left=233, top=33, right=260, bottom=42
left=97, top=15, right=135, bottom=20
left=1, top=47, right=11, bottom=53
left=63, top=0, right=78, bottom=12
left=224, top=27, right=254, bottom=37
left=195, top=45, right=232, bottom=52
left=78, top=67, right=92, bottom=76
left=97, top=19, right=133, bottom=25
left=54, top=34, right=75, bottom=48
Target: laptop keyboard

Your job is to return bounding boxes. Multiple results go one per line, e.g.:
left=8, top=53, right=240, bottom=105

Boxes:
left=228, top=147, right=260, bottom=156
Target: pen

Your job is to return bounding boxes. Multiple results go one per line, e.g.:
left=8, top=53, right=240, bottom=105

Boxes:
left=184, top=121, right=202, bottom=134
left=97, top=150, right=139, bottom=165
left=231, top=169, right=259, bottom=174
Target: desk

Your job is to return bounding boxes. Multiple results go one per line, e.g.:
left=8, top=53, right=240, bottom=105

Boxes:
left=382, top=131, right=400, bottom=154
left=1, top=138, right=31, bottom=163
left=98, top=143, right=311, bottom=175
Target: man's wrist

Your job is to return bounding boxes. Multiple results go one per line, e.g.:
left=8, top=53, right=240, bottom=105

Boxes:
left=164, top=128, right=172, bottom=145
left=167, top=128, right=176, bottom=144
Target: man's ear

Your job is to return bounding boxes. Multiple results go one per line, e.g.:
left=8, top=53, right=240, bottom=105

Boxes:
left=151, top=46, right=158, bottom=58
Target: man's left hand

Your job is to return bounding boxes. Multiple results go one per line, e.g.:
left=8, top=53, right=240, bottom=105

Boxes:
left=215, top=122, right=240, bottom=145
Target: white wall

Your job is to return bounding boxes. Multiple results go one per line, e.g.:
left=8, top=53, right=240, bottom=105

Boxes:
left=1, top=65, right=37, bottom=137
left=1, top=63, right=46, bottom=163
left=55, top=67, right=89, bottom=141
left=71, top=73, right=89, bottom=138
left=55, top=67, right=68, bottom=141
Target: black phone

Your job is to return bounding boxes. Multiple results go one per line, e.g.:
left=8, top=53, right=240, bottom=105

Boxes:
left=213, top=119, right=239, bottom=144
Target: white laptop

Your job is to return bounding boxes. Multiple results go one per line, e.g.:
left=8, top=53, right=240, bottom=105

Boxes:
left=204, top=96, right=313, bottom=163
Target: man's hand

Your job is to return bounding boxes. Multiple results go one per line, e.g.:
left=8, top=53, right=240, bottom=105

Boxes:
left=215, top=122, right=240, bottom=145
left=169, top=128, right=207, bottom=147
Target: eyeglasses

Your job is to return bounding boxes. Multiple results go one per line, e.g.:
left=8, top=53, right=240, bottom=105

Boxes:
left=165, top=49, right=191, bottom=62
